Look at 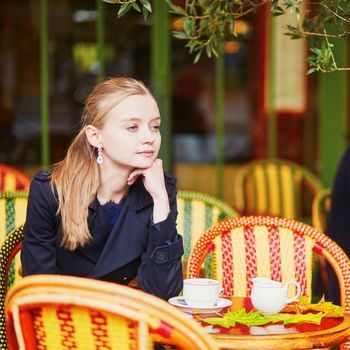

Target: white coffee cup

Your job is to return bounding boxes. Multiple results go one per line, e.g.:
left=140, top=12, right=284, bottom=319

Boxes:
left=250, top=277, right=301, bottom=314
left=183, top=278, right=220, bottom=308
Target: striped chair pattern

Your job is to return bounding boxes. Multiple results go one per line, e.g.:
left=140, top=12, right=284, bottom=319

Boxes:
left=187, top=216, right=350, bottom=309
left=0, top=192, right=28, bottom=289
left=177, top=190, right=238, bottom=277
left=5, top=275, right=219, bottom=350
left=0, top=191, right=28, bottom=242
left=0, top=165, right=30, bottom=192
left=0, top=225, right=24, bottom=350
left=233, top=159, right=324, bottom=222
left=311, top=187, right=332, bottom=294
left=312, top=187, right=332, bottom=233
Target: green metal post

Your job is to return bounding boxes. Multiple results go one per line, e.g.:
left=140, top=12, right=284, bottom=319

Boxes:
left=96, top=0, right=105, bottom=82
left=151, top=1, right=171, bottom=171
left=319, top=41, right=348, bottom=187
left=40, top=0, right=49, bottom=168
left=215, top=47, right=225, bottom=199
left=267, top=13, right=277, bottom=158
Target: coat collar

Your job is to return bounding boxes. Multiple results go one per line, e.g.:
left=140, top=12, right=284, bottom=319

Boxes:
left=88, top=177, right=153, bottom=212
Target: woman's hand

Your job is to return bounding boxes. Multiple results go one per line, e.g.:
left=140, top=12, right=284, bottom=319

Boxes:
left=127, top=159, right=166, bottom=198
left=127, top=159, right=170, bottom=223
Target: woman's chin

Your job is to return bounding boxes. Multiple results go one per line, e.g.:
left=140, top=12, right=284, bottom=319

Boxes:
left=131, top=159, right=155, bottom=169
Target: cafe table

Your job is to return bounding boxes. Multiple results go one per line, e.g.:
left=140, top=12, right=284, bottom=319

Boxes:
left=192, top=297, right=350, bottom=350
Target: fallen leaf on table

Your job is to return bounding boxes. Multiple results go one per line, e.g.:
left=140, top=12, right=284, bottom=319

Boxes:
left=197, top=309, right=326, bottom=328
left=267, top=312, right=324, bottom=325
left=281, top=295, right=344, bottom=317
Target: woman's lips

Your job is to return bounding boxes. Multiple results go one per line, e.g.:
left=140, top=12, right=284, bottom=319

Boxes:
left=137, top=151, right=154, bottom=157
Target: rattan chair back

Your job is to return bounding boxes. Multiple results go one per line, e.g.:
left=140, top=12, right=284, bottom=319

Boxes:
left=312, top=187, right=332, bottom=233
left=0, top=165, right=30, bottom=192
left=0, top=225, right=24, bottom=349
left=5, top=275, right=219, bottom=350
left=177, top=190, right=238, bottom=277
left=0, top=192, right=28, bottom=242
left=187, top=216, right=350, bottom=311
left=233, top=159, right=324, bottom=221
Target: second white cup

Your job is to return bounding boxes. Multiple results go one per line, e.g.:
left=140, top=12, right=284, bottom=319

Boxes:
left=183, top=278, right=220, bottom=308
left=250, top=277, right=301, bottom=314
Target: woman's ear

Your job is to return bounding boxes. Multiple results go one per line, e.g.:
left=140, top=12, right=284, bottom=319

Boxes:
left=85, top=125, right=101, bottom=148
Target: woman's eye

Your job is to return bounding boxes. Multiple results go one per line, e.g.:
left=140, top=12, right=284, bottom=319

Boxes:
left=127, top=125, right=138, bottom=131
left=151, top=125, right=160, bottom=131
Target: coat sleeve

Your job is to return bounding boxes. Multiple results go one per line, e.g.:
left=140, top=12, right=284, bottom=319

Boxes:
left=327, top=145, right=350, bottom=255
left=137, top=174, right=184, bottom=300
left=21, top=171, right=60, bottom=275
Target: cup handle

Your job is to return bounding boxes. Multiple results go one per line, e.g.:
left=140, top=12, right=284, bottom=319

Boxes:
left=286, top=281, right=301, bottom=303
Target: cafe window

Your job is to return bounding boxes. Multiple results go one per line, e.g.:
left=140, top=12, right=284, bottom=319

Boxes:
left=171, top=19, right=253, bottom=164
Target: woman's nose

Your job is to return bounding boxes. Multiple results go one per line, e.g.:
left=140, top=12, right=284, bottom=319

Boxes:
left=141, top=129, right=155, bottom=144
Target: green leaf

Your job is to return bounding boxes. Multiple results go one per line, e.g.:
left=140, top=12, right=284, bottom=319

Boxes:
left=193, top=50, right=203, bottom=64
left=172, top=31, right=188, bottom=40
left=200, top=306, right=341, bottom=329
left=117, top=3, right=132, bottom=18
left=294, top=7, right=301, bottom=22
left=227, top=309, right=274, bottom=326
left=205, top=43, right=212, bottom=58
left=269, top=312, right=325, bottom=325
left=283, top=0, right=294, bottom=7
left=307, top=67, right=318, bottom=75
left=228, top=16, right=235, bottom=35
left=203, top=316, right=237, bottom=328
left=210, top=1, right=220, bottom=14
left=272, top=6, right=285, bottom=16
left=140, top=0, right=152, bottom=13
left=165, top=0, right=186, bottom=15
left=132, top=2, right=141, bottom=13
left=142, top=5, right=149, bottom=21
left=298, top=296, right=344, bottom=317
left=103, top=0, right=120, bottom=3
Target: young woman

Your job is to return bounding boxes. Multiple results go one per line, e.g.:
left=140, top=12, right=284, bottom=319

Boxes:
left=21, top=77, right=183, bottom=300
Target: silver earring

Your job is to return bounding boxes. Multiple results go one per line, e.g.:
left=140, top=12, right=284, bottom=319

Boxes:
left=96, top=144, right=103, bottom=165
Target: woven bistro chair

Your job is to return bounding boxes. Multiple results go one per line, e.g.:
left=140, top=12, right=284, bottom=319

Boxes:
left=0, top=191, right=28, bottom=243
left=312, top=188, right=332, bottom=295
left=312, top=187, right=332, bottom=233
left=0, top=165, right=30, bottom=192
left=187, top=216, right=350, bottom=307
left=177, top=190, right=239, bottom=278
left=233, top=159, right=324, bottom=222
left=5, top=275, right=219, bottom=350
left=0, top=225, right=24, bottom=349
left=0, top=191, right=28, bottom=292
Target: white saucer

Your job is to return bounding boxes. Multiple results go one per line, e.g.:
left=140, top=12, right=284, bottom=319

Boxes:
left=168, top=297, right=232, bottom=314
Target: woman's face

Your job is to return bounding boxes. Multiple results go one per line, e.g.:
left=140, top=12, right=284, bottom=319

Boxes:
left=98, top=94, right=161, bottom=171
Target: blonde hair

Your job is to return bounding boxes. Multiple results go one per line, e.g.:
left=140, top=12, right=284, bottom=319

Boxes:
left=51, top=77, right=153, bottom=250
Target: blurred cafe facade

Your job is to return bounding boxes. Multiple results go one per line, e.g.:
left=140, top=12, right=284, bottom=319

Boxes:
left=0, top=0, right=348, bottom=205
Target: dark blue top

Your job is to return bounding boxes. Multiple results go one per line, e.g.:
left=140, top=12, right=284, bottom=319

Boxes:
left=101, top=199, right=125, bottom=230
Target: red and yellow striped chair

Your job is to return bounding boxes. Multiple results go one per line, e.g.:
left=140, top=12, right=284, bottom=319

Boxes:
left=5, top=275, right=219, bottom=350
left=0, top=192, right=28, bottom=242
left=233, top=159, right=324, bottom=222
left=0, top=225, right=24, bottom=349
left=0, top=165, right=30, bottom=192
left=311, top=188, right=333, bottom=297
left=312, top=187, right=332, bottom=233
left=187, top=216, right=350, bottom=309
left=177, top=190, right=239, bottom=278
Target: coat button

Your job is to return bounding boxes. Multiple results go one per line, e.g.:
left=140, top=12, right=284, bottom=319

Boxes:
left=155, top=249, right=167, bottom=261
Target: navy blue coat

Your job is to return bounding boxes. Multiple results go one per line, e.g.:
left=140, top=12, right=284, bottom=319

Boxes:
left=326, top=145, right=350, bottom=303
left=328, top=145, right=350, bottom=257
left=21, top=170, right=184, bottom=300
